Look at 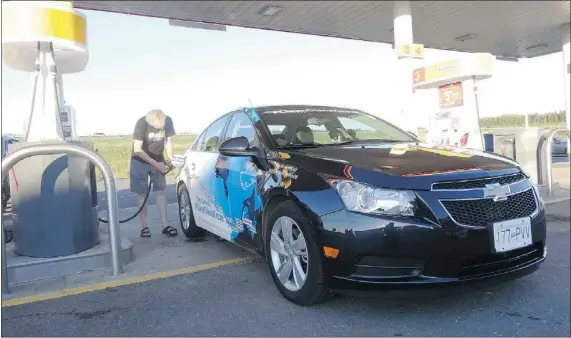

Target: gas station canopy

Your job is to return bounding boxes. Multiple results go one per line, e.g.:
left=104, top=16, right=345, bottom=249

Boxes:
left=72, top=1, right=570, bottom=59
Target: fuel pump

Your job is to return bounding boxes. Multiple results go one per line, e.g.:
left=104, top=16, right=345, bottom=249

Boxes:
left=1, top=1, right=100, bottom=257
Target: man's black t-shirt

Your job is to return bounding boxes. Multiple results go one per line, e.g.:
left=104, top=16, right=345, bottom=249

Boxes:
left=132, top=116, right=176, bottom=163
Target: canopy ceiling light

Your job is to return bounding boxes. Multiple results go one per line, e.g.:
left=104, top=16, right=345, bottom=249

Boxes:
left=257, top=5, right=284, bottom=17
left=525, top=43, right=548, bottom=51
left=454, top=34, right=478, bottom=42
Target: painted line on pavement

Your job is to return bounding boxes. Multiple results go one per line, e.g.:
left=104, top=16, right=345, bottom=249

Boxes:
left=2, top=256, right=258, bottom=308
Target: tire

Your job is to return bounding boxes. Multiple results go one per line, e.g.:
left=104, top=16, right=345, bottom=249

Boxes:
left=177, top=183, right=206, bottom=239
left=264, top=200, right=331, bottom=306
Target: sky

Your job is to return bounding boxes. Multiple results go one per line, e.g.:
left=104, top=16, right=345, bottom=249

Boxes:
left=1, top=8, right=567, bottom=136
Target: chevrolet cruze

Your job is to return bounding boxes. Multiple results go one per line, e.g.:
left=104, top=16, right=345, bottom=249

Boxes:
left=173, top=105, right=546, bottom=306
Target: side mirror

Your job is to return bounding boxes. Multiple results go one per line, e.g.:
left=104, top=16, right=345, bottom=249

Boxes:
left=219, top=136, right=258, bottom=157
left=171, top=154, right=186, bottom=168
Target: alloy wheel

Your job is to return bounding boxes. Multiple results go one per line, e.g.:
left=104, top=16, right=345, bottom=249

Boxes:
left=179, top=191, right=191, bottom=231
left=269, top=216, right=309, bottom=292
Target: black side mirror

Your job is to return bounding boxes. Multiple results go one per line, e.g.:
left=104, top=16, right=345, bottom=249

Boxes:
left=219, top=136, right=259, bottom=157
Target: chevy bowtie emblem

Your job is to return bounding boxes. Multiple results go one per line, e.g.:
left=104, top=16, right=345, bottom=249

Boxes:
left=484, top=183, right=511, bottom=201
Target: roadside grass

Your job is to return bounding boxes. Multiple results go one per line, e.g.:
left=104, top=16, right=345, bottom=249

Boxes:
left=81, top=135, right=196, bottom=180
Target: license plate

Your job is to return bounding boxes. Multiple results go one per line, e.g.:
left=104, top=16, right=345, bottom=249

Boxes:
left=492, top=217, right=532, bottom=253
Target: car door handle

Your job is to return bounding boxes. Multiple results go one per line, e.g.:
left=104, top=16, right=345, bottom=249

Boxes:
left=191, top=162, right=196, bottom=170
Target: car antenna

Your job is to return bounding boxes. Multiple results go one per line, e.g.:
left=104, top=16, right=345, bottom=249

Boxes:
left=247, top=98, right=253, bottom=108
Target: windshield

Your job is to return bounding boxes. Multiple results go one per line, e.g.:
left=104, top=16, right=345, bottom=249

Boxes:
left=259, top=107, right=417, bottom=148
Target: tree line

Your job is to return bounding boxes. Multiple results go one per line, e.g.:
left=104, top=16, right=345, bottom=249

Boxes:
left=479, top=111, right=566, bottom=128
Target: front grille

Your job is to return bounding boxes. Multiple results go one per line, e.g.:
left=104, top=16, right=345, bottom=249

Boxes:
left=441, top=188, right=537, bottom=227
left=458, top=242, right=543, bottom=279
left=432, top=173, right=526, bottom=190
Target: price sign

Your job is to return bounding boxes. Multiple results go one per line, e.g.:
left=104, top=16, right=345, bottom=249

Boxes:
left=438, top=82, right=464, bottom=108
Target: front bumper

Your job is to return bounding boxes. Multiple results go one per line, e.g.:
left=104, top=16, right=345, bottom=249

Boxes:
left=316, top=183, right=547, bottom=292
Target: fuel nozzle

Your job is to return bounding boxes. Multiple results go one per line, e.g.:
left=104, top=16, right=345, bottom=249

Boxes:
left=164, top=160, right=175, bottom=174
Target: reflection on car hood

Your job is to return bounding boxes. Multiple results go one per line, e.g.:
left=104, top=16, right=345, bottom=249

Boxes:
left=293, top=142, right=519, bottom=177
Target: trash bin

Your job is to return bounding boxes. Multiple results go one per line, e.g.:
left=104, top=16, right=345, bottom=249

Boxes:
left=483, top=133, right=494, bottom=152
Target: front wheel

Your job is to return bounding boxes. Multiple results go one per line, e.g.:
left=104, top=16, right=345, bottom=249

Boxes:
left=177, top=183, right=205, bottom=239
left=264, top=200, right=331, bottom=306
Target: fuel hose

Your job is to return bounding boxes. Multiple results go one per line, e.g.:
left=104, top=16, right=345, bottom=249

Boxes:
left=98, top=161, right=174, bottom=224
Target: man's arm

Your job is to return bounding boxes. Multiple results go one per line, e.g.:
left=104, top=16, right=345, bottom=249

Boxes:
left=164, top=116, right=176, bottom=160
left=132, top=119, right=159, bottom=167
left=133, top=140, right=159, bottom=167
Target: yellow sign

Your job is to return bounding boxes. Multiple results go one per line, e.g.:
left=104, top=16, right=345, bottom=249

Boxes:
left=412, top=59, right=460, bottom=86
left=397, top=43, right=424, bottom=59
left=2, top=5, right=87, bottom=45
left=426, top=59, right=460, bottom=81
left=412, top=53, right=494, bottom=89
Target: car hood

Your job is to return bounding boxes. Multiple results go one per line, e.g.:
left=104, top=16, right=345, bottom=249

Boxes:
left=285, top=142, right=523, bottom=190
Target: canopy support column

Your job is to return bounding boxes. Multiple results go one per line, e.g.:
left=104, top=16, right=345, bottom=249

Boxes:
left=562, top=23, right=570, bottom=155
left=393, top=1, right=416, bottom=133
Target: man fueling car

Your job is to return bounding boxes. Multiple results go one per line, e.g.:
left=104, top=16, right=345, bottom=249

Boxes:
left=130, top=109, right=178, bottom=238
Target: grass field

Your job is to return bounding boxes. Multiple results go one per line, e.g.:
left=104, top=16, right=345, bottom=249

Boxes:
left=81, top=135, right=196, bottom=180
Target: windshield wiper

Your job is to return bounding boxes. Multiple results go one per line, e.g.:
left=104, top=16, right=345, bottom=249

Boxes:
left=333, top=139, right=412, bottom=146
left=277, top=143, right=325, bottom=149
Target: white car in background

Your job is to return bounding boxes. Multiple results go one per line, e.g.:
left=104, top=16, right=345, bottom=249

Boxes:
left=551, top=135, right=568, bottom=156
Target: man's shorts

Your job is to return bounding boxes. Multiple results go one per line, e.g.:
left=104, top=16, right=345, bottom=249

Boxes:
left=129, top=158, right=166, bottom=194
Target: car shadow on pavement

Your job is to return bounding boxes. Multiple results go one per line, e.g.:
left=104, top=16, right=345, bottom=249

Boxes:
left=246, top=256, right=532, bottom=309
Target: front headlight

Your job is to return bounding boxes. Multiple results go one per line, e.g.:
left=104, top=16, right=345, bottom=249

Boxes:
left=329, top=179, right=418, bottom=216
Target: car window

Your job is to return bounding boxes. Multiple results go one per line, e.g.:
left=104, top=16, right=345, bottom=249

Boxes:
left=267, top=125, right=286, bottom=135
left=258, top=108, right=415, bottom=147
left=222, top=112, right=256, bottom=144
left=191, top=131, right=206, bottom=151
left=197, top=115, right=230, bottom=152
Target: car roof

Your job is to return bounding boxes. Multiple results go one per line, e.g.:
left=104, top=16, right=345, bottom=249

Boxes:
left=250, top=105, right=364, bottom=114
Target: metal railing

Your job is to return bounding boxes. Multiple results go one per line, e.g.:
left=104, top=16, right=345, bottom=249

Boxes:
left=1, top=142, right=123, bottom=294
left=543, top=128, right=571, bottom=196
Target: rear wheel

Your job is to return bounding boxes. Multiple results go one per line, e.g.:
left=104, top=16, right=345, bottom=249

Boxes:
left=264, top=200, right=331, bottom=306
left=177, top=183, right=205, bottom=239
